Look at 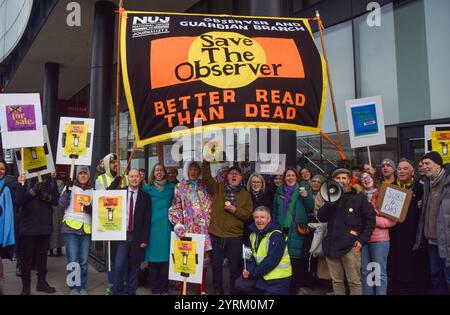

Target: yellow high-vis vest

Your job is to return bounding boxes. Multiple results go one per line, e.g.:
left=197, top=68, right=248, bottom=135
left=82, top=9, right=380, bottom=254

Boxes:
left=249, top=229, right=292, bottom=280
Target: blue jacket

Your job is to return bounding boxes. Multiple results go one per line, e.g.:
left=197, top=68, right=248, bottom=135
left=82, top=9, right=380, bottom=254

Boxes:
left=143, top=182, right=175, bottom=262
left=246, top=220, right=290, bottom=295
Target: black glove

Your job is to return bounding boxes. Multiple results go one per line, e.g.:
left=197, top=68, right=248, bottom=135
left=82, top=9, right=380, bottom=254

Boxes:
left=108, top=176, right=122, bottom=190
left=29, top=182, right=43, bottom=196
left=82, top=204, right=92, bottom=214
left=66, top=179, right=74, bottom=192
left=40, top=190, right=52, bottom=202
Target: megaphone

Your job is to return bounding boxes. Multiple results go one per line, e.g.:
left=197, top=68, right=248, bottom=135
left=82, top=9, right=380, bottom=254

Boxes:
left=319, top=180, right=343, bottom=203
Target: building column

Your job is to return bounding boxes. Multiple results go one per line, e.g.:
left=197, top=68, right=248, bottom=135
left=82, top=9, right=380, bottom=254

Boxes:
left=88, top=1, right=116, bottom=175
left=233, top=0, right=297, bottom=168
left=43, top=62, right=59, bottom=154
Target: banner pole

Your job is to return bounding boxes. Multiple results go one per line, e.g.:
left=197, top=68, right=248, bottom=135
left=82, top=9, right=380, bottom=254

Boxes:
left=367, top=146, right=372, bottom=167
left=21, top=148, right=25, bottom=186
left=108, top=240, right=111, bottom=272
left=115, top=0, right=125, bottom=175
left=182, top=278, right=187, bottom=295
left=316, top=11, right=344, bottom=155
left=69, top=158, right=76, bottom=181
left=121, top=143, right=138, bottom=177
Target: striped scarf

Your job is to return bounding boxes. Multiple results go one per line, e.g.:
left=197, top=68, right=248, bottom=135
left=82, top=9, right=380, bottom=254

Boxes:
left=224, top=182, right=241, bottom=208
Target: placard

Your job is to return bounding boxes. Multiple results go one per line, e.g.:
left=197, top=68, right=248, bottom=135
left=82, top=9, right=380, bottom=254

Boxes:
left=91, top=190, right=127, bottom=241
left=0, top=93, right=44, bottom=149
left=376, top=183, right=413, bottom=223
left=424, top=124, right=450, bottom=152
left=56, top=117, right=95, bottom=166
left=168, top=232, right=205, bottom=284
left=345, top=96, right=386, bottom=149
left=14, top=125, right=55, bottom=179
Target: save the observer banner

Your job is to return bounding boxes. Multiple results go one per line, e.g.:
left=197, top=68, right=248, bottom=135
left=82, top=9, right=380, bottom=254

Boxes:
left=121, top=12, right=327, bottom=146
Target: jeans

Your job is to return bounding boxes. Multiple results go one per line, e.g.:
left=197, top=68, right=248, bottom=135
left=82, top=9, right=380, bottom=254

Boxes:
left=64, top=233, right=91, bottom=290
left=326, top=249, right=362, bottom=295
left=211, top=235, right=243, bottom=294
left=428, top=244, right=450, bottom=295
left=361, top=241, right=389, bottom=295
left=113, top=232, right=140, bottom=295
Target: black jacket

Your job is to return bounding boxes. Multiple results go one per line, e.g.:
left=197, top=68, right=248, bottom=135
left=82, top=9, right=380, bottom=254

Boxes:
left=13, top=178, right=60, bottom=236
left=317, top=190, right=375, bottom=259
left=111, top=187, right=151, bottom=265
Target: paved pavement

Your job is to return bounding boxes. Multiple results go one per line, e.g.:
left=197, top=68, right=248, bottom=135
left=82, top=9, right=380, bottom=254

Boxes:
left=0, top=247, right=225, bottom=295
left=1, top=248, right=328, bottom=295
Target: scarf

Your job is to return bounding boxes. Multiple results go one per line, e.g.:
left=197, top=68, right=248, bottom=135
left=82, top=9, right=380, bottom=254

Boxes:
left=187, top=179, right=199, bottom=201
left=154, top=179, right=167, bottom=192
left=396, top=177, right=415, bottom=189
left=224, top=182, right=241, bottom=208
left=283, top=185, right=295, bottom=213
left=363, top=187, right=375, bottom=203
left=252, top=190, right=262, bottom=203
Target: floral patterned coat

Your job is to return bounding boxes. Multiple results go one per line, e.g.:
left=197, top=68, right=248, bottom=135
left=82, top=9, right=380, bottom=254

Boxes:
left=168, top=179, right=212, bottom=251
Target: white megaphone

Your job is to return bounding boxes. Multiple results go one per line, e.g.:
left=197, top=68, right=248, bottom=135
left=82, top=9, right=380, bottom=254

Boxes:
left=319, top=180, right=343, bottom=203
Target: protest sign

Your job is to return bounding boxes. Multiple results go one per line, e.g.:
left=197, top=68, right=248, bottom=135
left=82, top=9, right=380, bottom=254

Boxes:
left=0, top=93, right=44, bottom=149
left=376, top=183, right=413, bottom=223
left=92, top=190, right=127, bottom=241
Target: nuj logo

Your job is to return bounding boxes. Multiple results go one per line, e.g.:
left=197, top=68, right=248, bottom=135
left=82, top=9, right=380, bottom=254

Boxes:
left=133, top=16, right=170, bottom=25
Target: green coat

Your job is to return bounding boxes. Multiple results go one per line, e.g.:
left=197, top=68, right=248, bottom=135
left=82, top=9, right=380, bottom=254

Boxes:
left=201, top=162, right=253, bottom=238
left=143, top=183, right=175, bottom=262
left=273, top=182, right=314, bottom=259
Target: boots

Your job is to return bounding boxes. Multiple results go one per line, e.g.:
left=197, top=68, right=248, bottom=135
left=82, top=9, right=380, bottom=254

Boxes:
left=21, top=278, right=31, bottom=295
left=36, top=277, right=56, bottom=294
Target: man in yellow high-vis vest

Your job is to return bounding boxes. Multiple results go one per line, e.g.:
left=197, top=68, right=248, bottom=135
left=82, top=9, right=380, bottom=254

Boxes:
left=235, top=206, right=292, bottom=295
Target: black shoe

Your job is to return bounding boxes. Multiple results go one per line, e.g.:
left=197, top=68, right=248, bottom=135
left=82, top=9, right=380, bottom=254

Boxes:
left=20, top=287, right=31, bottom=295
left=36, top=281, right=56, bottom=294
left=56, top=248, right=63, bottom=257
left=48, top=250, right=54, bottom=257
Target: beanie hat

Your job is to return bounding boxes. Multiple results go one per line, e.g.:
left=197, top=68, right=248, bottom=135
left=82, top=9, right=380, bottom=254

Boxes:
left=421, top=151, right=443, bottom=167
left=381, top=158, right=396, bottom=170
left=76, top=165, right=91, bottom=178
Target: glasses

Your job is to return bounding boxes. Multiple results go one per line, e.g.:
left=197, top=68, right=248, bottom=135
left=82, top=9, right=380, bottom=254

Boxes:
left=361, top=176, right=372, bottom=181
left=229, top=172, right=242, bottom=176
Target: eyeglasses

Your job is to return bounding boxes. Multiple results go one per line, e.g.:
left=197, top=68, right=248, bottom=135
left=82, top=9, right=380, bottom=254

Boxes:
left=228, top=172, right=242, bottom=176
left=361, top=176, right=372, bottom=181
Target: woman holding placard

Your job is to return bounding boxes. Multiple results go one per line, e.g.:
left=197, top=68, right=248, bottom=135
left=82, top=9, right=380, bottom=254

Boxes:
left=169, top=162, right=212, bottom=295
left=359, top=171, right=396, bottom=295
left=59, top=166, right=93, bottom=295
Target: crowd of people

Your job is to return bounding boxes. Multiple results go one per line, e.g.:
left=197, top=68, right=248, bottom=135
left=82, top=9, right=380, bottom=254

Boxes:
left=0, top=150, right=449, bottom=295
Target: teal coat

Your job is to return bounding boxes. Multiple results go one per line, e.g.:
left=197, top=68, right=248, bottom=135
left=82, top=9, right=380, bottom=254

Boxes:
left=143, top=183, right=175, bottom=262
left=272, top=182, right=314, bottom=259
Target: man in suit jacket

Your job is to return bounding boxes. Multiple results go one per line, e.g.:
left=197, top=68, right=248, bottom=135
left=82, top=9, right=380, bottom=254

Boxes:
left=111, top=168, right=151, bottom=295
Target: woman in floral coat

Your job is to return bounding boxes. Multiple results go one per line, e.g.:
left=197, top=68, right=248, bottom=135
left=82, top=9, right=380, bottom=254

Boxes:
left=169, top=161, right=212, bottom=294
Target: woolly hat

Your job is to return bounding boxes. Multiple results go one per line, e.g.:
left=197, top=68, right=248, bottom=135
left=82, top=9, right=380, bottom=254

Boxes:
left=76, top=165, right=90, bottom=178
left=421, top=151, right=443, bottom=167
left=381, top=158, right=396, bottom=170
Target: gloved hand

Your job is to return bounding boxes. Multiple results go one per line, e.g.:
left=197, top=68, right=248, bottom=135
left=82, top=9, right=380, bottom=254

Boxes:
left=30, top=182, right=44, bottom=196
left=108, top=176, right=122, bottom=190
left=66, top=179, right=74, bottom=192
left=82, top=204, right=92, bottom=213
left=40, top=190, right=52, bottom=202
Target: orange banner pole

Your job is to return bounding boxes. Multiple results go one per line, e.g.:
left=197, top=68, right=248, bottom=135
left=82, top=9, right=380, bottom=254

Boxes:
left=320, top=130, right=346, bottom=161
left=115, top=0, right=125, bottom=175
left=121, top=143, right=138, bottom=177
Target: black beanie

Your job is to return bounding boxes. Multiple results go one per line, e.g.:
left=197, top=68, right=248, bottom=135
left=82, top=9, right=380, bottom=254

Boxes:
left=421, top=151, right=443, bottom=167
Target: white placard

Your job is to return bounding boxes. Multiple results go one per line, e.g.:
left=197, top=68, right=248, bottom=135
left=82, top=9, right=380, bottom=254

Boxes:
left=255, top=154, right=286, bottom=175
left=380, top=186, right=407, bottom=220
left=91, top=190, right=127, bottom=241
left=56, top=117, right=95, bottom=166
left=0, top=93, right=44, bottom=149
left=169, top=232, right=205, bottom=284
left=345, top=96, right=386, bottom=149
left=14, top=125, right=55, bottom=179
left=424, top=124, right=450, bottom=152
